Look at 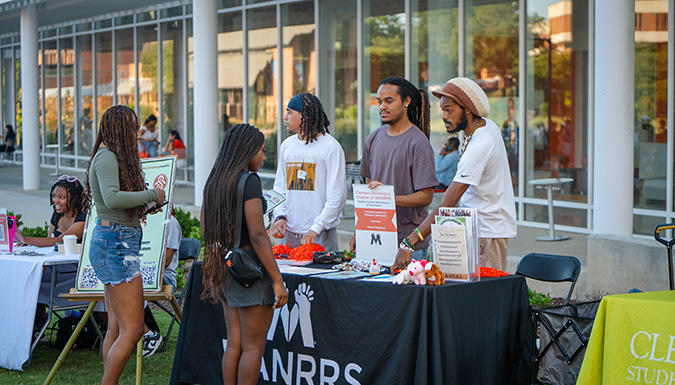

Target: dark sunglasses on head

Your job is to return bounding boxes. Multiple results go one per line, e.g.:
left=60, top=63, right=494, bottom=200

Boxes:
left=59, top=174, right=78, bottom=183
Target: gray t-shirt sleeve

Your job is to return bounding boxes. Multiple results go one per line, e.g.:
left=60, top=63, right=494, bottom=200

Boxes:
left=411, top=135, right=439, bottom=191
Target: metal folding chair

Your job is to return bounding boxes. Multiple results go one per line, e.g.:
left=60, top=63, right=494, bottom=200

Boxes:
left=516, top=253, right=583, bottom=385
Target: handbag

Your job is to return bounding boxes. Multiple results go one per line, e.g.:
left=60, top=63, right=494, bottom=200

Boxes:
left=224, top=172, right=264, bottom=288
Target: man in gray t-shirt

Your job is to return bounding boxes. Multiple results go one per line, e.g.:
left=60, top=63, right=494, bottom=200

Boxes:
left=350, top=77, right=437, bottom=256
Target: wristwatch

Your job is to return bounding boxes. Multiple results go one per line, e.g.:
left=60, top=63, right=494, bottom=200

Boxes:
left=274, top=215, right=287, bottom=223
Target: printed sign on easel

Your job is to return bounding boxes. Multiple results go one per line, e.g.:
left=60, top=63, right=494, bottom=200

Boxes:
left=75, top=157, right=177, bottom=292
left=353, top=184, right=397, bottom=266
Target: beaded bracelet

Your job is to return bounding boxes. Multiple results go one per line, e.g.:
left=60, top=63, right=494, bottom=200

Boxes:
left=402, top=237, right=415, bottom=250
left=414, top=227, right=424, bottom=241
left=399, top=240, right=414, bottom=253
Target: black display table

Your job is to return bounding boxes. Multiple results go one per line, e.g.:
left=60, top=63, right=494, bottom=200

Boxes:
left=171, top=263, right=531, bottom=385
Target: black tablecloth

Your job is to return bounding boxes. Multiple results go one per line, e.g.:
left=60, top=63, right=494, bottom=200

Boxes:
left=171, top=263, right=531, bottom=385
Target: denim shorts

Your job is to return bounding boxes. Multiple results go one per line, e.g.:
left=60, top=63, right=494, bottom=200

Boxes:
left=89, top=218, right=143, bottom=285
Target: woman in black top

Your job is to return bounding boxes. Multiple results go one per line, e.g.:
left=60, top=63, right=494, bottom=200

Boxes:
left=201, top=123, right=287, bottom=385
left=15, top=175, right=87, bottom=246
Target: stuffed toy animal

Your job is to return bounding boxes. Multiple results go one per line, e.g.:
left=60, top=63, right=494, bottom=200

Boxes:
left=393, top=260, right=427, bottom=285
left=424, top=262, right=445, bottom=286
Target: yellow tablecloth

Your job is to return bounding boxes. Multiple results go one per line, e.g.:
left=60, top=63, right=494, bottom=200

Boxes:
left=577, top=290, right=675, bottom=384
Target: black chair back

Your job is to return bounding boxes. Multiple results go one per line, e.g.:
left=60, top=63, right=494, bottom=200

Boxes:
left=178, top=238, right=201, bottom=261
left=516, top=253, right=581, bottom=305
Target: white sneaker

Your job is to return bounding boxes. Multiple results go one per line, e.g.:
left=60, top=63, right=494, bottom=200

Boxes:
left=142, top=331, right=163, bottom=357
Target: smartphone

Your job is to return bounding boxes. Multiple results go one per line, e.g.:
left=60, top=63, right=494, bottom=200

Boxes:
left=145, top=200, right=169, bottom=214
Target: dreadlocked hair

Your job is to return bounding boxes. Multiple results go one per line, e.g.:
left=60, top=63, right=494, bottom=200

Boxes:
left=298, top=93, right=330, bottom=144
left=380, top=77, right=431, bottom=139
left=201, top=123, right=265, bottom=303
left=82, top=105, right=148, bottom=221
left=50, top=179, right=87, bottom=217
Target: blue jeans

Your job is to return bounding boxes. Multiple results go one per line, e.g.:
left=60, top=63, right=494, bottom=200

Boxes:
left=89, top=218, right=143, bottom=285
left=411, top=248, right=428, bottom=261
left=140, top=140, right=157, bottom=157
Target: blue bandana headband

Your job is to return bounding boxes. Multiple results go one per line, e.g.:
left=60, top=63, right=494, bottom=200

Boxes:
left=287, top=95, right=303, bottom=112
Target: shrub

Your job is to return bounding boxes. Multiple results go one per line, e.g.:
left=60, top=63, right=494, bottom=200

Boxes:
left=9, top=211, right=49, bottom=237
left=528, top=287, right=553, bottom=307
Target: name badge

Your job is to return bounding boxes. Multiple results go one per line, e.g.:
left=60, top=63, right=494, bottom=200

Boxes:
left=297, top=170, right=307, bottom=180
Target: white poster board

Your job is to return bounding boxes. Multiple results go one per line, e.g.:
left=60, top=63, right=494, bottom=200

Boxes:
left=353, top=184, right=397, bottom=266
left=75, top=156, right=176, bottom=292
left=432, top=207, right=480, bottom=282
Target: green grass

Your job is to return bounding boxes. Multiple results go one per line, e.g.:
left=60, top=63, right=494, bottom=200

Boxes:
left=0, top=310, right=179, bottom=385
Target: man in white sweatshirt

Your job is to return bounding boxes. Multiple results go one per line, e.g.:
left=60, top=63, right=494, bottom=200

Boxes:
left=270, top=93, right=347, bottom=251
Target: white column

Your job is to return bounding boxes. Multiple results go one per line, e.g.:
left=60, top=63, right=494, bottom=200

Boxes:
left=592, top=0, right=634, bottom=236
left=21, top=5, right=40, bottom=190
left=192, top=0, right=219, bottom=207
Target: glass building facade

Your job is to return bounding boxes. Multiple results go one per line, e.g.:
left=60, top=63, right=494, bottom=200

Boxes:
left=0, top=0, right=672, bottom=237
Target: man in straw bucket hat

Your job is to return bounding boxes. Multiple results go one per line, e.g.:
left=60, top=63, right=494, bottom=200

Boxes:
left=393, top=77, right=517, bottom=272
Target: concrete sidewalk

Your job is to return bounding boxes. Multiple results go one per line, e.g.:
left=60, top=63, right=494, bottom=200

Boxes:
left=0, top=162, right=591, bottom=299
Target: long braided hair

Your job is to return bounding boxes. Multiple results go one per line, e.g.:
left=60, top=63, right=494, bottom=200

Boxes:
left=380, top=77, right=431, bottom=139
left=201, top=123, right=265, bottom=302
left=82, top=105, right=148, bottom=221
left=297, top=93, right=330, bottom=144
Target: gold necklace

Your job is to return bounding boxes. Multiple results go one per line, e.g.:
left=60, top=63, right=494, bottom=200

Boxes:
left=460, top=118, right=484, bottom=157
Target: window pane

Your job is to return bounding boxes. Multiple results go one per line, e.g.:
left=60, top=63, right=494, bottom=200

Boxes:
left=2, top=49, right=14, bottom=142
left=634, top=0, right=668, bottom=214
left=162, top=20, right=187, bottom=156
left=96, top=31, right=113, bottom=127
left=467, top=0, right=520, bottom=192
left=524, top=203, right=587, bottom=228
left=77, top=35, right=94, bottom=158
left=187, top=18, right=194, bottom=180
left=525, top=0, right=589, bottom=205
left=634, top=214, right=666, bottom=236
left=116, top=29, right=135, bottom=109
left=364, top=0, right=405, bottom=136
left=14, top=48, right=20, bottom=148
left=248, top=6, right=277, bottom=170
left=413, top=0, right=459, bottom=163
left=218, top=0, right=242, bottom=8
left=60, top=37, right=75, bottom=162
left=320, top=0, right=358, bottom=161
left=281, top=1, right=315, bottom=143
left=138, top=24, right=159, bottom=128
left=218, top=12, right=243, bottom=138
left=44, top=40, right=58, bottom=147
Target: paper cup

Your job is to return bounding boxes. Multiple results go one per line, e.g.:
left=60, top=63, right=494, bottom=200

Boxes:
left=63, top=235, right=78, bottom=255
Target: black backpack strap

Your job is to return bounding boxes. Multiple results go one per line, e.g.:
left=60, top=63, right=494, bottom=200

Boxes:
left=232, top=172, right=249, bottom=249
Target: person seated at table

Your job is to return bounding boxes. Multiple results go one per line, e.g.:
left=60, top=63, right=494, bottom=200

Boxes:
left=14, top=175, right=88, bottom=336
left=15, top=175, right=87, bottom=247
left=163, top=130, right=187, bottom=168
left=142, top=206, right=182, bottom=357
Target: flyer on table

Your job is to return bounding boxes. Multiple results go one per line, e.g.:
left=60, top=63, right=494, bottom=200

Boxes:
left=75, top=157, right=176, bottom=292
left=353, top=184, right=397, bottom=266
left=431, top=224, right=469, bottom=280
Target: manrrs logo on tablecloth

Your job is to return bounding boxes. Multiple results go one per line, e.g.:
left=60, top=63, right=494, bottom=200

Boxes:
left=251, top=282, right=363, bottom=384
left=267, top=282, right=315, bottom=347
